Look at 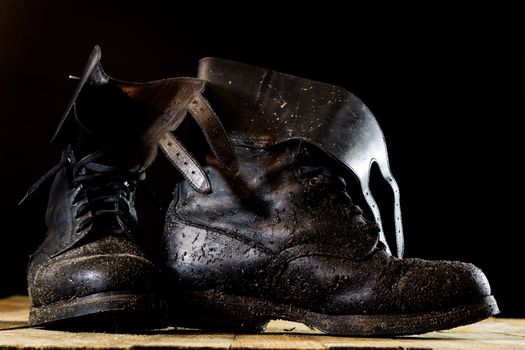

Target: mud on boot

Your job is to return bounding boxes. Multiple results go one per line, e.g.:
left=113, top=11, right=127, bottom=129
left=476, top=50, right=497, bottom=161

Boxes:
left=163, top=58, right=498, bottom=336
left=24, top=47, right=237, bottom=330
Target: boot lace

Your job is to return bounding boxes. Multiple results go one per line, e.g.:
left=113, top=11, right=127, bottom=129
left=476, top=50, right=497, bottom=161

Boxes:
left=70, top=150, right=144, bottom=234
left=19, top=148, right=144, bottom=235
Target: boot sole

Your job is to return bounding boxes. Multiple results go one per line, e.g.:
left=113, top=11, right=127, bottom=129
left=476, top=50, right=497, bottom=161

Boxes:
left=171, top=290, right=499, bottom=336
left=30, top=291, right=168, bottom=331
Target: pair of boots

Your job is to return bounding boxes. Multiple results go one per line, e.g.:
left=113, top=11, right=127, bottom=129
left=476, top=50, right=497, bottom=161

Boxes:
left=23, top=46, right=498, bottom=335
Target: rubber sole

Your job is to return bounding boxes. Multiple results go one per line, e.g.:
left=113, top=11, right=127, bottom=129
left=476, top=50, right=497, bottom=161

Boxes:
left=170, top=290, right=499, bottom=336
left=30, top=291, right=168, bottom=331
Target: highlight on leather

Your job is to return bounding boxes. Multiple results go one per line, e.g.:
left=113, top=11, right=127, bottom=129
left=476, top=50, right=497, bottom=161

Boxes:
left=159, top=133, right=211, bottom=193
left=187, top=94, right=239, bottom=173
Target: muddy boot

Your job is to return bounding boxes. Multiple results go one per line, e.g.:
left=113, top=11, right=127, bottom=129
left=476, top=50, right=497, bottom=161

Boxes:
left=23, top=48, right=236, bottom=330
left=162, top=58, right=498, bottom=336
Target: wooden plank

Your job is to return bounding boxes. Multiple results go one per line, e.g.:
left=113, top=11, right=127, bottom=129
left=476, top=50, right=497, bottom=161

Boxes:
left=232, top=333, right=325, bottom=350
left=0, top=296, right=524, bottom=350
left=0, top=295, right=30, bottom=331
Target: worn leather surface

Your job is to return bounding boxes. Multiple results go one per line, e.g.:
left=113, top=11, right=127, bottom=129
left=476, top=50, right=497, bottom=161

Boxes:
left=186, top=94, right=238, bottom=173
left=172, top=140, right=378, bottom=258
left=164, top=58, right=492, bottom=316
left=164, top=141, right=492, bottom=315
left=198, top=57, right=403, bottom=257
left=159, top=133, right=211, bottom=193
left=29, top=235, right=161, bottom=307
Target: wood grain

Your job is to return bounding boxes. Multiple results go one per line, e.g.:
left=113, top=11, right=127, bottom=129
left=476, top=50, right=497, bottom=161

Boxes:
left=0, top=296, right=523, bottom=350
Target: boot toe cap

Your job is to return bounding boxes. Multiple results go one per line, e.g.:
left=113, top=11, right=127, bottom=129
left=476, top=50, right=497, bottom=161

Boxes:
left=29, top=245, right=161, bottom=307
left=320, top=256, right=493, bottom=315
left=395, top=259, right=492, bottom=312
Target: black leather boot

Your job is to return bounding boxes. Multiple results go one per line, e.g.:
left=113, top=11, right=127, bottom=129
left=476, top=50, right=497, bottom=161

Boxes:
left=163, top=58, right=498, bottom=336
left=23, top=48, right=236, bottom=329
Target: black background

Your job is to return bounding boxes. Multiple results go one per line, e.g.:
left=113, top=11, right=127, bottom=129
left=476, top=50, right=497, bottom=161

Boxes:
left=1, top=3, right=523, bottom=316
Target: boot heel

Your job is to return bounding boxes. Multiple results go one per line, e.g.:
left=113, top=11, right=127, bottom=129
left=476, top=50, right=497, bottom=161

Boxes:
left=171, top=290, right=269, bottom=332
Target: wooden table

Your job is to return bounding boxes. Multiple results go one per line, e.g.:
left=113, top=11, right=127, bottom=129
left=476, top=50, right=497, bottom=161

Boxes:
left=0, top=295, right=523, bottom=349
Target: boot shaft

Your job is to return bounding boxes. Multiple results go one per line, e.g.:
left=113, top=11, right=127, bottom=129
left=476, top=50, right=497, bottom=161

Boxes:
left=192, top=58, right=403, bottom=256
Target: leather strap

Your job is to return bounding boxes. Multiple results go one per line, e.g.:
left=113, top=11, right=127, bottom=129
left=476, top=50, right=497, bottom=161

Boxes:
left=159, top=92, right=238, bottom=193
left=121, top=80, right=238, bottom=194
left=49, top=46, right=237, bottom=196
left=159, top=133, right=211, bottom=193
left=187, top=94, right=239, bottom=173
